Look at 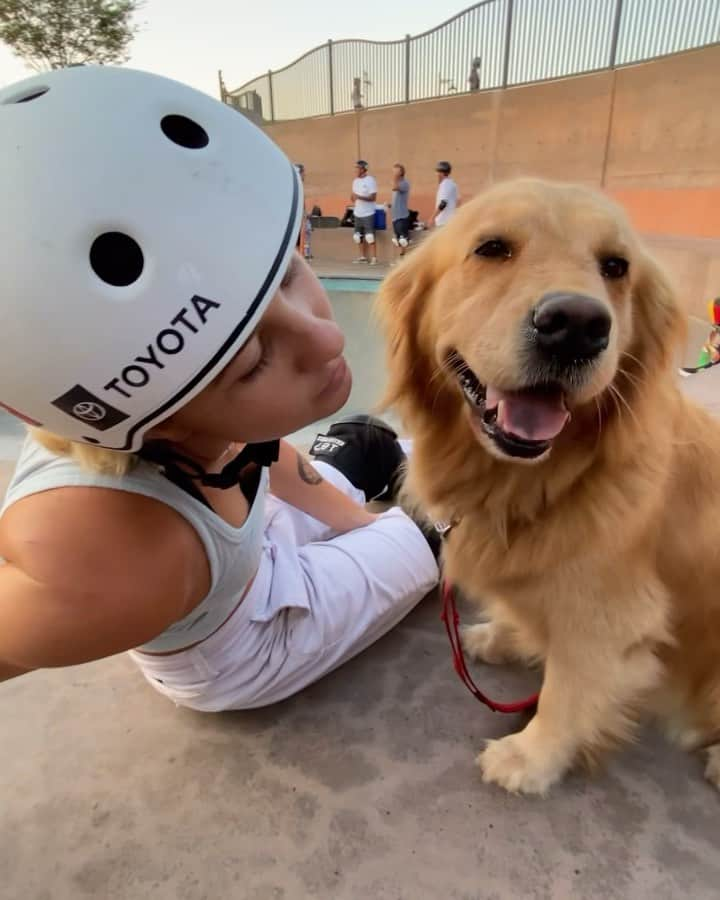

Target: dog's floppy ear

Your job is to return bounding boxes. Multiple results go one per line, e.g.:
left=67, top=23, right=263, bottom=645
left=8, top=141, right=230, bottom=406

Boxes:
left=374, top=242, right=439, bottom=414
left=631, top=251, right=686, bottom=371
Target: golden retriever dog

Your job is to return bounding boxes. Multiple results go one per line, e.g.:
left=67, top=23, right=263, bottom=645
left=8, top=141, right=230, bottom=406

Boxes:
left=376, top=178, right=720, bottom=795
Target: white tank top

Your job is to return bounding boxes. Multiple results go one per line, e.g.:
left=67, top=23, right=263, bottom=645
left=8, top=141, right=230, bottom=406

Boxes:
left=1, top=437, right=267, bottom=653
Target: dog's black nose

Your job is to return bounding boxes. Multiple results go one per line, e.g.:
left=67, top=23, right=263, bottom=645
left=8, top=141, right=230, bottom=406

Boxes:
left=532, top=292, right=611, bottom=363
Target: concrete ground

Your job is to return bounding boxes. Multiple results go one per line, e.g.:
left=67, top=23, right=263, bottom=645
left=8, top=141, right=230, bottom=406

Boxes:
left=1, top=278, right=720, bottom=900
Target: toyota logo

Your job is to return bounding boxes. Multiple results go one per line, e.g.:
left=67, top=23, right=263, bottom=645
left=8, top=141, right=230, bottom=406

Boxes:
left=72, top=401, right=107, bottom=421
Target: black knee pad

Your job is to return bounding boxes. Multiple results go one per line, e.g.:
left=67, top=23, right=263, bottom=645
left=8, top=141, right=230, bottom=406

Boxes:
left=309, top=414, right=406, bottom=502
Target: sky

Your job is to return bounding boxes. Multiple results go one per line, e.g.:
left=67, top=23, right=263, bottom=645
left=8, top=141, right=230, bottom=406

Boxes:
left=0, top=0, right=466, bottom=97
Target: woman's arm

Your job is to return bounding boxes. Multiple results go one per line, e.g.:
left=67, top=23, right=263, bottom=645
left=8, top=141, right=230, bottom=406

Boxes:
left=0, top=488, right=209, bottom=674
left=269, top=440, right=376, bottom=533
left=0, top=559, right=190, bottom=675
left=0, top=659, right=30, bottom=683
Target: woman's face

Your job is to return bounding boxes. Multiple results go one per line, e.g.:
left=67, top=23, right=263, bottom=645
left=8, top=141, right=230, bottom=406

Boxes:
left=158, top=255, right=351, bottom=444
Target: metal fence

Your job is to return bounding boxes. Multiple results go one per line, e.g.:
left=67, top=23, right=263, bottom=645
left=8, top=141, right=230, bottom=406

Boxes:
left=224, top=0, right=720, bottom=121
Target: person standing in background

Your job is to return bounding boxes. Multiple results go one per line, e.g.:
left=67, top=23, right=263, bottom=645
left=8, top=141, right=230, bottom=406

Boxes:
left=433, top=161, right=458, bottom=228
left=390, top=163, right=411, bottom=262
left=351, top=160, right=378, bottom=265
left=352, top=78, right=363, bottom=111
left=294, top=163, right=312, bottom=261
left=468, top=57, right=481, bottom=92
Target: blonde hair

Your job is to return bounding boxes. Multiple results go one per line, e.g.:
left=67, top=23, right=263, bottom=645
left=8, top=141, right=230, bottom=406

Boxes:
left=30, top=428, right=138, bottom=477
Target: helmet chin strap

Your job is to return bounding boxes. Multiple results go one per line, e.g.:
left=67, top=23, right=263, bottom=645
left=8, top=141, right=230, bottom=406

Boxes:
left=195, top=440, right=280, bottom=488
left=139, top=440, right=280, bottom=508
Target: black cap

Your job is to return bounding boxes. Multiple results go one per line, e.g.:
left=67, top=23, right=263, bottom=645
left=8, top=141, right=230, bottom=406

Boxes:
left=356, top=159, right=369, bottom=168
left=436, top=160, right=452, bottom=174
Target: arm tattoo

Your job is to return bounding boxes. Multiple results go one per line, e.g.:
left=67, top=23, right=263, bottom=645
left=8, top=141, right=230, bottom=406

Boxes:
left=296, top=452, right=323, bottom=485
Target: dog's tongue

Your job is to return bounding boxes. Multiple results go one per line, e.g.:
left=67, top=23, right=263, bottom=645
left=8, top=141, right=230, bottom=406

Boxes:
left=486, top=386, right=569, bottom=442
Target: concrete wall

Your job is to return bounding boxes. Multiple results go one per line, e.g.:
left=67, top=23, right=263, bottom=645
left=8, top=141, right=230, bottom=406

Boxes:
left=269, top=114, right=360, bottom=203
left=606, top=45, right=720, bottom=239
left=645, top=236, right=720, bottom=320
left=265, top=45, right=720, bottom=240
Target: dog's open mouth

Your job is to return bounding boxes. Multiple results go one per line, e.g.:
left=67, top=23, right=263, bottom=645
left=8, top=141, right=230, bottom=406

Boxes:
left=449, top=353, right=570, bottom=460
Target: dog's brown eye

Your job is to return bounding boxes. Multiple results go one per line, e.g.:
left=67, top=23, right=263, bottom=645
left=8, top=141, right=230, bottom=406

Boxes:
left=600, top=256, right=629, bottom=279
left=476, top=239, right=512, bottom=259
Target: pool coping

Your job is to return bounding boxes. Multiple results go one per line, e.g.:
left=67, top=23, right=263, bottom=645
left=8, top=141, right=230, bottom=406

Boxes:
left=319, top=277, right=381, bottom=292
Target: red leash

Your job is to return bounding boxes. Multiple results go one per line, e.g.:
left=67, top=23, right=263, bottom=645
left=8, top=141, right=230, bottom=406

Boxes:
left=440, top=579, right=539, bottom=714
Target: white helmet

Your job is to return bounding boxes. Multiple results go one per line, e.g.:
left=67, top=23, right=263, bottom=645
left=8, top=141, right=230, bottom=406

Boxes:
left=0, top=66, right=302, bottom=451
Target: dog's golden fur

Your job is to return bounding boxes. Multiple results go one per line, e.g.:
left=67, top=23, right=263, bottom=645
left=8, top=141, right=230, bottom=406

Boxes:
left=376, top=178, right=720, bottom=794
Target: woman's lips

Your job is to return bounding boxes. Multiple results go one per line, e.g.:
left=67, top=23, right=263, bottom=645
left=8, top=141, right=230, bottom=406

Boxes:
left=316, top=356, right=351, bottom=399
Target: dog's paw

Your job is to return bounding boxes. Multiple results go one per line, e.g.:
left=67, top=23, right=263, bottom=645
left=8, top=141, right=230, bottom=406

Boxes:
left=705, top=746, right=720, bottom=790
left=476, top=733, right=566, bottom=796
left=461, top=622, right=511, bottom=665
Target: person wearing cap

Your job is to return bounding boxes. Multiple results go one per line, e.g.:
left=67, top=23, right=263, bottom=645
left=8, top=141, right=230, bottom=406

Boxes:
left=351, top=160, right=378, bottom=265
left=0, top=67, right=438, bottom=708
left=433, top=161, right=459, bottom=227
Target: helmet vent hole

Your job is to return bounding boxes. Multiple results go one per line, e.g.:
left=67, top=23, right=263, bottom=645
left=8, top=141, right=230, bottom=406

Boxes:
left=3, top=86, right=49, bottom=104
left=90, top=233, right=144, bottom=287
left=160, top=114, right=209, bottom=149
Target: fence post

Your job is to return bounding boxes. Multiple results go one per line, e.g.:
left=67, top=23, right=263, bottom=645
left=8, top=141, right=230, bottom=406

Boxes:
left=502, top=0, right=514, bottom=88
left=328, top=39, right=335, bottom=116
left=404, top=34, right=411, bottom=103
left=267, top=70, right=275, bottom=122
left=608, top=0, right=625, bottom=68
